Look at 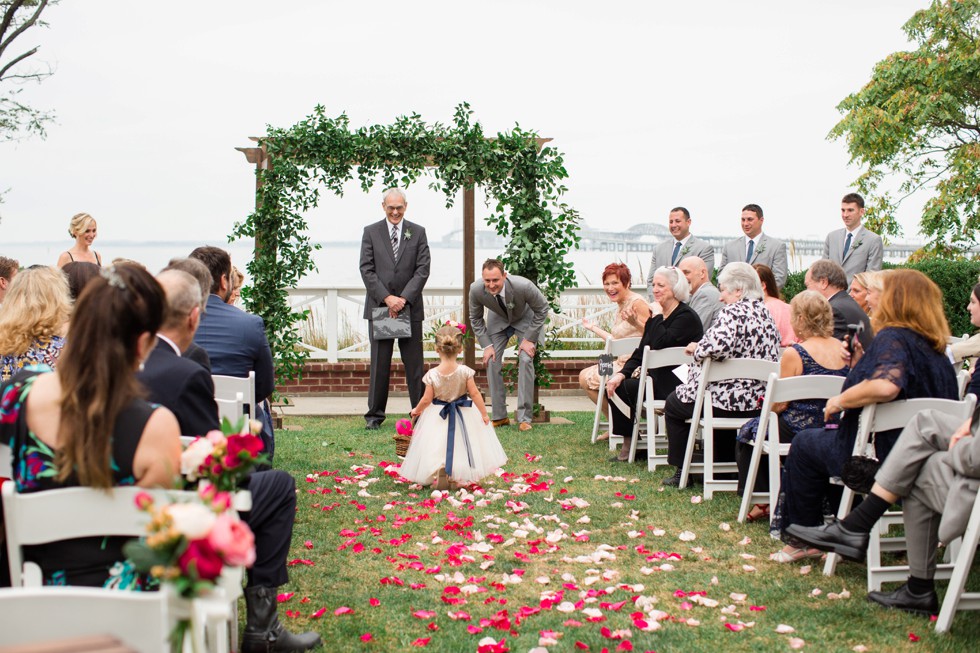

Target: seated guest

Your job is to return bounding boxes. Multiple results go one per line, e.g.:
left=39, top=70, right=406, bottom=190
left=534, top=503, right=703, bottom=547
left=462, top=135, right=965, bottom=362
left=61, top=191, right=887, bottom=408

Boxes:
left=0, top=256, right=18, bottom=306
left=678, top=255, right=723, bottom=330
left=660, top=262, right=781, bottom=486
left=579, top=262, right=651, bottom=439
left=754, top=264, right=796, bottom=346
left=136, top=270, right=218, bottom=436
left=952, top=281, right=980, bottom=365
left=863, top=269, right=886, bottom=317
left=735, top=291, right=849, bottom=523
left=804, top=259, right=872, bottom=351
left=62, top=261, right=101, bottom=301
left=848, top=270, right=876, bottom=314
left=604, top=266, right=703, bottom=461
left=228, top=265, right=245, bottom=305
left=189, top=246, right=276, bottom=458
left=773, top=269, right=958, bottom=562
left=0, top=266, right=72, bottom=382
left=164, top=257, right=214, bottom=372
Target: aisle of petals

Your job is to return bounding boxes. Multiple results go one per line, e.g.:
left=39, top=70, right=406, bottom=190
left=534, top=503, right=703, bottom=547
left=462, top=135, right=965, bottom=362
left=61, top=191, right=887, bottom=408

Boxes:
left=277, top=451, right=878, bottom=652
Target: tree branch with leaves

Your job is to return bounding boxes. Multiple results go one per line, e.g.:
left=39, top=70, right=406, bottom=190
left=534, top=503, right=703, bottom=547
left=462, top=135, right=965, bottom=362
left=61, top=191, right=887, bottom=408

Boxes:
left=0, top=0, right=54, bottom=142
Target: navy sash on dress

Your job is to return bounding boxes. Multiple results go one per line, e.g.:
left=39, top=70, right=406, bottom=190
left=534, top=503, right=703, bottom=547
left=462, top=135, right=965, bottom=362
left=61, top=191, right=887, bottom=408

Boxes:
left=434, top=395, right=476, bottom=474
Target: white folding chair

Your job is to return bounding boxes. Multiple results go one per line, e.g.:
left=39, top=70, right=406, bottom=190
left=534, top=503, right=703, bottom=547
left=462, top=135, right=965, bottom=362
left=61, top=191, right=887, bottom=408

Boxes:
left=2, top=483, right=242, bottom=652
left=0, top=586, right=170, bottom=651
left=679, top=358, right=779, bottom=498
left=0, top=442, right=10, bottom=479
left=213, top=371, right=257, bottom=422
left=737, top=373, right=846, bottom=523
left=216, top=391, right=246, bottom=426
left=957, top=368, right=971, bottom=399
left=625, top=346, right=692, bottom=467
left=935, top=489, right=980, bottom=633
left=591, top=336, right=641, bottom=445
left=822, top=395, right=976, bottom=583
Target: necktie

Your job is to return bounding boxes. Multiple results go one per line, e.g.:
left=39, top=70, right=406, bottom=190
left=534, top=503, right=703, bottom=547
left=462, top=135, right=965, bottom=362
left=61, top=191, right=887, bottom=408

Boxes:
left=391, top=225, right=399, bottom=260
left=842, top=232, right=852, bottom=259
left=495, top=294, right=507, bottom=314
left=745, top=239, right=755, bottom=263
left=670, top=241, right=682, bottom=266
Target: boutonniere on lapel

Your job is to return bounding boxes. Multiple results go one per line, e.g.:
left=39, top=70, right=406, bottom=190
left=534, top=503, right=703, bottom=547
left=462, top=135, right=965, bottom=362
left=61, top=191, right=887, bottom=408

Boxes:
left=403, top=229, right=413, bottom=241
left=754, top=240, right=767, bottom=255
left=850, top=239, right=863, bottom=251
left=506, top=301, right=515, bottom=310
left=680, top=244, right=692, bottom=257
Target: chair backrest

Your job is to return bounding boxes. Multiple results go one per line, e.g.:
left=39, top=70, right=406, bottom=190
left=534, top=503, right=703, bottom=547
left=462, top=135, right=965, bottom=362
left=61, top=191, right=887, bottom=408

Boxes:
left=861, top=395, right=976, bottom=436
left=766, top=373, right=847, bottom=406
left=216, top=391, right=246, bottom=425
left=702, top=357, right=780, bottom=385
left=212, top=371, right=256, bottom=419
left=606, top=336, right=641, bottom=358
left=643, top=346, right=693, bottom=371
left=0, top=586, right=168, bottom=651
left=957, top=369, right=971, bottom=399
left=0, top=442, right=11, bottom=479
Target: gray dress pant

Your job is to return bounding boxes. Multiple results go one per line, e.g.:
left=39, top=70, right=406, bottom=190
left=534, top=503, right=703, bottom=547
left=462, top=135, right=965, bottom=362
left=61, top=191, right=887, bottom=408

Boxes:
left=486, top=324, right=535, bottom=424
left=875, top=410, right=961, bottom=579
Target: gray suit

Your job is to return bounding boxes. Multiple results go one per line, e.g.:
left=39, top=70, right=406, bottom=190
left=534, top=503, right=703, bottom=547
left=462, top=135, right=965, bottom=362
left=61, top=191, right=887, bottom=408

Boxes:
left=687, top=282, right=723, bottom=330
left=823, top=226, right=883, bottom=285
left=468, top=274, right=549, bottom=424
left=359, top=219, right=430, bottom=424
left=719, top=234, right=788, bottom=289
left=875, top=409, right=980, bottom=579
left=646, top=235, right=715, bottom=288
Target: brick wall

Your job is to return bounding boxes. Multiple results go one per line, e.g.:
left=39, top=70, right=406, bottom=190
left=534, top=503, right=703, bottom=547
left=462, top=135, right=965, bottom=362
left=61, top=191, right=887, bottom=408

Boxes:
left=276, top=359, right=592, bottom=396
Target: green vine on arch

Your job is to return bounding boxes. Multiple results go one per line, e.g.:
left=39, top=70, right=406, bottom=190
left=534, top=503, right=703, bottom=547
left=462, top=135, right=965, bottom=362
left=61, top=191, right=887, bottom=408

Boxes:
left=230, top=103, right=581, bottom=382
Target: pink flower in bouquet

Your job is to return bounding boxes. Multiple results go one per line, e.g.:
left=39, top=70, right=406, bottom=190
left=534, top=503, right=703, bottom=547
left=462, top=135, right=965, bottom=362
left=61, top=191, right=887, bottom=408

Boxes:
left=396, top=419, right=413, bottom=436
left=178, top=538, right=224, bottom=581
left=205, top=430, right=225, bottom=444
left=133, top=491, right=155, bottom=510
left=227, top=433, right=264, bottom=459
left=208, top=513, right=256, bottom=567
left=181, top=437, right=215, bottom=481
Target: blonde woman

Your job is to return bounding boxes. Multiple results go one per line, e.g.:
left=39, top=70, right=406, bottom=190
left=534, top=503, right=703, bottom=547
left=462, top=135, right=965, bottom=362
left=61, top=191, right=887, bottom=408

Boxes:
left=849, top=270, right=878, bottom=314
left=0, top=266, right=72, bottom=381
left=57, top=212, right=102, bottom=268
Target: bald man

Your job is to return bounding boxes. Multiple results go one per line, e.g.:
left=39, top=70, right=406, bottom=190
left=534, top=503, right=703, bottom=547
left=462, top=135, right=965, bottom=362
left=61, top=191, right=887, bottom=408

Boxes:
left=678, top=256, right=722, bottom=330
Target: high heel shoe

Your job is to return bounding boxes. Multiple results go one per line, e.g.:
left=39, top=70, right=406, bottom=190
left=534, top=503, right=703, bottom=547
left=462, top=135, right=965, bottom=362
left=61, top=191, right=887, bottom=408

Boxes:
left=746, top=504, right=770, bottom=523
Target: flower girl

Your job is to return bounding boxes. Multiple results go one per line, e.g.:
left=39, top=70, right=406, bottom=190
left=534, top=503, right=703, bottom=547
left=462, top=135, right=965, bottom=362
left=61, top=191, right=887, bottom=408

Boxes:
left=399, top=324, right=507, bottom=489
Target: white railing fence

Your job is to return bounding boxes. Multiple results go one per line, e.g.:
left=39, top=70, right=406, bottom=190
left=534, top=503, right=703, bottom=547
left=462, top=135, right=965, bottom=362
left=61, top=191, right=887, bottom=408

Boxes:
left=287, top=285, right=644, bottom=362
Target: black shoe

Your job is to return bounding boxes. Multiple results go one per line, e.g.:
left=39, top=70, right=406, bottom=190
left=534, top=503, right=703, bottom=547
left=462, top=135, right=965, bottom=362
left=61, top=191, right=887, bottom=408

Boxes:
left=662, top=469, right=682, bottom=486
left=785, top=518, right=869, bottom=562
left=365, top=421, right=381, bottom=430
left=867, top=583, right=939, bottom=616
left=243, top=586, right=322, bottom=653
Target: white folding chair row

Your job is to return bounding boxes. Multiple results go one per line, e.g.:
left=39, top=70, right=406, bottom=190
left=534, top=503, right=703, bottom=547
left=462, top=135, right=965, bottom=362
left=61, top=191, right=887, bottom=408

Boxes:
left=935, top=486, right=980, bottom=633
left=213, top=371, right=256, bottom=422
left=0, top=441, right=10, bottom=479
left=956, top=368, right=971, bottom=399
left=626, top=346, right=692, bottom=466
left=678, top=357, right=779, bottom=498
left=216, top=391, right=246, bottom=426
left=0, top=586, right=171, bottom=652
left=1, top=483, right=244, bottom=653
left=590, top=336, right=641, bottom=445
left=822, top=395, right=976, bottom=586
left=737, top=372, right=846, bottom=523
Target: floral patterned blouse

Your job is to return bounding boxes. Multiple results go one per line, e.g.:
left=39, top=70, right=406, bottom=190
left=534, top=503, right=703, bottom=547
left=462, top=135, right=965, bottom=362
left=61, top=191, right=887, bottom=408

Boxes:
left=1, top=370, right=156, bottom=588
left=674, top=298, right=781, bottom=411
left=0, top=335, right=66, bottom=382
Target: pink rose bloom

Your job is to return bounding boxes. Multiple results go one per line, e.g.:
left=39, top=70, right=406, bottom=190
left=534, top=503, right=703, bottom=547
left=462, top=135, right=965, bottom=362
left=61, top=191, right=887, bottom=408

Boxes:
left=133, top=491, right=154, bottom=510
left=178, top=538, right=224, bottom=580
left=223, top=453, right=242, bottom=470
left=205, top=430, right=226, bottom=444
left=395, top=419, right=413, bottom=436
left=208, top=514, right=256, bottom=567
left=226, top=433, right=264, bottom=459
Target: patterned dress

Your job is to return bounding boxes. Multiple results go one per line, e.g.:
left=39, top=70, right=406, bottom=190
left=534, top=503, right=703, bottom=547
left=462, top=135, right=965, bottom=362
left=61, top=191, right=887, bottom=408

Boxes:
left=0, top=336, right=66, bottom=382
left=399, top=365, right=507, bottom=485
left=0, top=371, right=156, bottom=588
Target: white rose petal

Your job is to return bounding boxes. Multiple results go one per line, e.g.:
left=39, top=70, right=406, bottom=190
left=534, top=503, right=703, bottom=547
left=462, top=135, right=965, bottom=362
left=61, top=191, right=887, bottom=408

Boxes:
left=691, top=495, right=702, bottom=504
left=799, top=565, right=812, bottom=575
left=166, top=503, right=216, bottom=539
left=789, top=637, right=806, bottom=649
left=775, top=624, right=796, bottom=634
left=719, top=522, right=731, bottom=531
left=678, top=531, right=696, bottom=542
left=652, top=528, right=666, bottom=536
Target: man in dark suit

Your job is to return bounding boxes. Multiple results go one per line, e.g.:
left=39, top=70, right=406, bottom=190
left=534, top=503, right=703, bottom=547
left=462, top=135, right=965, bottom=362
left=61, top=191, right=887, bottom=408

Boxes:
left=468, top=259, right=549, bottom=431
left=137, top=269, right=218, bottom=436
left=163, top=257, right=215, bottom=372
left=189, top=246, right=277, bottom=456
left=359, top=188, right=431, bottom=429
left=138, top=268, right=319, bottom=653
left=805, top=259, right=872, bottom=350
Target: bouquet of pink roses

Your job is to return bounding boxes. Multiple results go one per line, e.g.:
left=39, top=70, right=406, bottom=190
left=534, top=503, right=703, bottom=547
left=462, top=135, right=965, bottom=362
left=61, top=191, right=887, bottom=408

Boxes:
left=124, top=484, right=256, bottom=651
left=181, top=418, right=267, bottom=492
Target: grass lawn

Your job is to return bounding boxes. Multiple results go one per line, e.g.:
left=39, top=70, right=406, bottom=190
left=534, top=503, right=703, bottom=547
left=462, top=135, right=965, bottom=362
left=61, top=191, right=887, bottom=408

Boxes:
left=269, top=411, right=980, bottom=652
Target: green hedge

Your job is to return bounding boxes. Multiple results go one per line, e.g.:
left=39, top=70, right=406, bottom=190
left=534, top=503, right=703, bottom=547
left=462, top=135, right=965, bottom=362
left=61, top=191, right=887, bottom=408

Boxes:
left=783, top=260, right=980, bottom=337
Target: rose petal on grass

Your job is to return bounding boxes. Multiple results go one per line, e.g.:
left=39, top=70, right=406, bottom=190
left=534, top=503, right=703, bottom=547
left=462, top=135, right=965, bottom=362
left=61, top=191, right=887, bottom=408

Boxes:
left=411, top=637, right=431, bottom=647
left=360, top=633, right=373, bottom=642
left=719, top=522, right=731, bottom=531
left=775, top=624, right=795, bottom=634
left=678, top=531, right=696, bottom=542
left=691, top=495, right=702, bottom=504
left=413, top=609, right=436, bottom=619
left=369, top=597, right=380, bottom=606
left=789, top=638, right=806, bottom=649
left=799, top=565, right=812, bottom=575
left=310, top=608, right=327, bottom=619
left=276, top=592, right=294, bottom=603
left=908, top=633, right=920, bottom=642
left=334, top=606, right=353, bottom=616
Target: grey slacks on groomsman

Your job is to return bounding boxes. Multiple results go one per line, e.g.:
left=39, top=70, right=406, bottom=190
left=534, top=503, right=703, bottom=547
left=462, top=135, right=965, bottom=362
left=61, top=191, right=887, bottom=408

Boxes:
left=874, top=409, right=980, bottom=579
left=484, top=322, right=537, bottom=423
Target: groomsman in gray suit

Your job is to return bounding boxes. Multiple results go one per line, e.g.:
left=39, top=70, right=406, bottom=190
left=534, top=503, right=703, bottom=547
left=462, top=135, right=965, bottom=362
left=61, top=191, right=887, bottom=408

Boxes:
left=719, top=203, right=789, bottom=289
left=822, top=192, right=883, bottom=286
left=359, top=188, right=430, bottom=429
left=645, top=207, right=715, bottom=294
left=468, top=259, right=549, bottom=432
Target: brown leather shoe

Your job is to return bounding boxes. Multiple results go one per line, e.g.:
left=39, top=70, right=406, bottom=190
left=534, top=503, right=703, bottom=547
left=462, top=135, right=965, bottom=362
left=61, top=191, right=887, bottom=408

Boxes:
left=491, top=418, right=510, bottom=427
left=519, top=422, right=532, bottom=432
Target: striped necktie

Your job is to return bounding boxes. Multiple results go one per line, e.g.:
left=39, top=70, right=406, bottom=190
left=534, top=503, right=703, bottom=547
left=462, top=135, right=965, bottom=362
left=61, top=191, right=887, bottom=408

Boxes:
left=391, top=225, right=399, bottom=260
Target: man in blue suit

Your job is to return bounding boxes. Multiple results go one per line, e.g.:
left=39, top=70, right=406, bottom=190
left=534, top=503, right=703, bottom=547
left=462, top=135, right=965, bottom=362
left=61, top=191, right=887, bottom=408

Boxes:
left=189, top=246, right=277, bottom=457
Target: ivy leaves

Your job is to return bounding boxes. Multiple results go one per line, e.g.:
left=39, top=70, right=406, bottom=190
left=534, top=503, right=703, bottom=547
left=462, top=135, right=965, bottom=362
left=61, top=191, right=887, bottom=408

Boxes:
left=231, top=103, right=580, bottom=383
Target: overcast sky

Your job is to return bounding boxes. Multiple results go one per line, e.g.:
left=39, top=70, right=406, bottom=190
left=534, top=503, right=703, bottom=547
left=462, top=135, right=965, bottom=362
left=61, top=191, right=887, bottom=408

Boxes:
left=0, top=0, right=930, bottom=249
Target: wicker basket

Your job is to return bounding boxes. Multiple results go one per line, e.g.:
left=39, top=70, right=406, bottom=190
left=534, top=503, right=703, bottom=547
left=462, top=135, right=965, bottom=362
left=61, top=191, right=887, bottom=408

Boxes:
left=393, top=433, right=412, bottom=459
